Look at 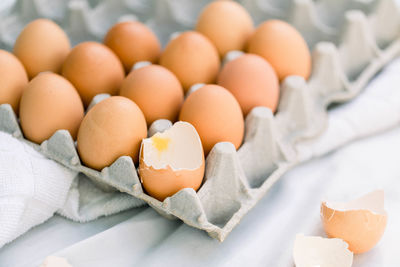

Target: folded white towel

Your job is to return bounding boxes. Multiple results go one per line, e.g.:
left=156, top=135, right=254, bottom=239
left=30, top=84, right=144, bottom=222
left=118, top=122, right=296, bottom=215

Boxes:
left=0, top=132, right=76, bottom=248
left=0, top=133, right=144, bottom=248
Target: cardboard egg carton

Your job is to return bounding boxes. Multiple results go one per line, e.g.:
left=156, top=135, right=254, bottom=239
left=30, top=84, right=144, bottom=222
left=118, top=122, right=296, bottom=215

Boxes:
left=1, top=0, right=400, bottom=241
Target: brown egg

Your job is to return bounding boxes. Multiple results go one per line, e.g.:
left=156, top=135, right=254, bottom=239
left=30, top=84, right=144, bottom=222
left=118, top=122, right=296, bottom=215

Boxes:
left=77, top=96, right=147, bottom=170
left=248, top=20, right=311, bottom=81
left=62, top=42, right=125, bottom=107
left=13, top=19, right=70, bottom=79
left=218, top=54, right=279, bottom=116
left=139, top=121, right=205, bottom=201
left=196, top=0, right=254, bottom=57
left=160, top=31, right=220, bottom=91
left=179, top=84, right=244, bottom=155
left=0, top=50, right=28, bottom=114
left=104, top=21, right=161, bottom=72
left=119, top=65, right=183, bottom=126
left=19, top=72, right=84, bottom=144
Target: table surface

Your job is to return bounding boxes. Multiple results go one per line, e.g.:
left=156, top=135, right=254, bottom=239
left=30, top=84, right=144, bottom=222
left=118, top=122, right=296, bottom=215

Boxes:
left=1, top=124, right=399, bottom=267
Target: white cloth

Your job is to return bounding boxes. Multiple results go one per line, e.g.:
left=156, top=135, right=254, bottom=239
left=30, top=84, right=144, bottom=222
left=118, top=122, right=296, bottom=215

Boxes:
left=297, top=57, right=400, bottom=161
left=0, top=133, right=76, bottom=248
left=0, top=135, right=144, bottom=248
left=1, top=57, right=400, bottom=254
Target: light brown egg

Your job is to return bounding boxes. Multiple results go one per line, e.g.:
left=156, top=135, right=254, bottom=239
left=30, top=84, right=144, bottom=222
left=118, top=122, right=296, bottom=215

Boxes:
left=119, top=65, right=183, bottom=126
left=139, top=121, right=205, bottom=201
left=0, top=50, right=28, bottom=114
left=321, top=190, right=388, bottom=254
left=13, top=19, right=70, bottom=79
left=19, top=72, right=84, bottom=144
left=77, top=96, right=147, bottom=170
left=104, top=21, right=161, bottom=72
left=160, top=31, right=220, bottom=91
left=179, top=84, right=244, bottom=155
left=196, top=0, right=254, bottom=57
left=248, top=20, right=311, bottom=81
left=62, top=42, right=125, bottom=107
left=218, top=54, right=279, bottom=116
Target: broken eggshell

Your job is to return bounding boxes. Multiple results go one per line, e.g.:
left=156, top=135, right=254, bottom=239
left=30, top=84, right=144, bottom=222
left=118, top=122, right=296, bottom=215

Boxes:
left=138, top=121, right=205, bottom=201
left=293, top=234, right=353, bottom=267
left=321, top=190, right=388, bottom=254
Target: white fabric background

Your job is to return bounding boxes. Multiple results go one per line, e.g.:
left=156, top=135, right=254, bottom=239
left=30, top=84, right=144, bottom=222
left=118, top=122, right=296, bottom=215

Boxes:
left=1, top=50, right=400, bottom=267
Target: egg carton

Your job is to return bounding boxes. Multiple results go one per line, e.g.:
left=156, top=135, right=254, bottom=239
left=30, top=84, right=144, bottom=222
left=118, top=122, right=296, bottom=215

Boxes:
left=0, top=0, right=400, bottom=241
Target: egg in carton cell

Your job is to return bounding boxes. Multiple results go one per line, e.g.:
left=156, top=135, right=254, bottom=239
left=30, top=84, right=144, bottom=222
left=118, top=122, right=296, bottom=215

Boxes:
left=1, top=0, right=400, bottom=241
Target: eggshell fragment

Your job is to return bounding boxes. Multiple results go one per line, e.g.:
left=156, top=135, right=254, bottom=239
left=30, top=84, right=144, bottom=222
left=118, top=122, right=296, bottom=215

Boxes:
left=40, top=256, right=72, bottom=267
left=0, top=49, right=28, bottom=114
left=248, top=20, right=311, bottom=81
left=179, top=84, right=244, bottom=155
left=139, top=121, right=205, bottom=201
left=13, top=19, right=70, bottom=79
left=160, top=31, right=220, bottom=91
left=77, top=96, right=147, bottom=170
left=218, top=53, right=279, bottom=116
left=119, top=65, right=184, bottom=126
left=104, top=21, right=161, bottom=72
left=321, top=190, right=388, bottom=254
left=293, top=234, right=353, bottom=267
left=19, top=72, right=84, bottom=144
left=62, top=42, right=125, bottom=107
left=196, top=0, right=254, bottom=57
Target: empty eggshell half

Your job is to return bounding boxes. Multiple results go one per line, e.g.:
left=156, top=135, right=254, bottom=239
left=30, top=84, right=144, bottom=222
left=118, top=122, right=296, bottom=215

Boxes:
left=293, top=234, right=353, bottom=267
left=139, top=121, right=205, bottom=201
left=321, top=190, right=388, bottom=254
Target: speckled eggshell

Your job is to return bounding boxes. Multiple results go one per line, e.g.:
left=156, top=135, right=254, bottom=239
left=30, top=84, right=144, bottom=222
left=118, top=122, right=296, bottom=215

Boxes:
left=160, top=31, right=220, bottom=91
left=218, top=53, right=279, bottom=116
left=77, top=96, right=147, bottom=170
left=248, top=20, right=311, bottom=81
left=196, top=0, right=254, bottom=57
left=19, top=72, right=84, bottom=144
left=104, top=21, right=161, bottom=72
left=62, top=42, right=125, bottom=107
left=0, top=50, right=28, bottom=114
left=13, top=19, right=70, bottom=79
left=179, top=84, right=244, bottom=155
left=119, top=64, right=184, bottom=126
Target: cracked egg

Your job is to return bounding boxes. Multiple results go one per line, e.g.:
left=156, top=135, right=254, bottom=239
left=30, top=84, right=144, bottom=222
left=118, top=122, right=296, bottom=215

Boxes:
left=138, top=121, right=205, bottom=201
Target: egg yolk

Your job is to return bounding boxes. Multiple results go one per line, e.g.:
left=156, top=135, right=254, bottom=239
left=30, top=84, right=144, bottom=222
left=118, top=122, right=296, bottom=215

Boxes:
left=151, top=136, right=170, bottom=153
